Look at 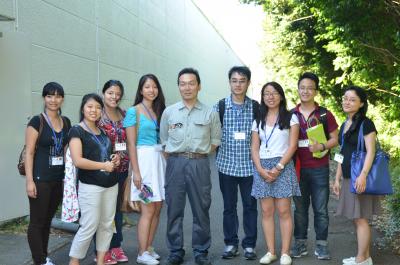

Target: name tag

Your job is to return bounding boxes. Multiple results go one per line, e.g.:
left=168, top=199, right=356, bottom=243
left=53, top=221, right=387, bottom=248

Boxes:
left=51, top=156, right=64, bottom=166
left=298, top=139, right=309, bottom=148
left=334, top=153, right=344, bottom=164
left=115, top=143, right=126, bottom=151
left=259, top=147, right=271, bottom=158
left=234, top=132, right=246, bottom=140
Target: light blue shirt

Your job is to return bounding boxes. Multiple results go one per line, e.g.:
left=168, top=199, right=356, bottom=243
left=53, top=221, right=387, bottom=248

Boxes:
left=123, top=107, right=158, bottom=146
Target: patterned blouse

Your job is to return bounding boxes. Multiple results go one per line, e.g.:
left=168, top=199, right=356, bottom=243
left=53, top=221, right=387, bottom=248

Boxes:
left=98, top=108, right=129, bottom=173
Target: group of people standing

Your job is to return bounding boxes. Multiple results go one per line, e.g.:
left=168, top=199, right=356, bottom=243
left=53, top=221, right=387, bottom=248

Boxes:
left=24, top=66, right=381, bottom=265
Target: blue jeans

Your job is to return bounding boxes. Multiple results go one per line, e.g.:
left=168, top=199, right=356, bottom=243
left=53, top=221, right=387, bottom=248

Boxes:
left=293, top=166, right=329, bottom=241
left=219, top=172, right=257, bottom=248
left=93, top=171, right=128, bottom=252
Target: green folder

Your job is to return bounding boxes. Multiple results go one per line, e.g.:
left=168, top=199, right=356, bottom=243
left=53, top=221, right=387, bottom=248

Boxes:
left=306, top=123, right=329, bottom=158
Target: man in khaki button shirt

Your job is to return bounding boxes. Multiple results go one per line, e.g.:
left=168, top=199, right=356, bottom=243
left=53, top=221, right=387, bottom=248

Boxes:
left=160, top=68, right=221, bottom=265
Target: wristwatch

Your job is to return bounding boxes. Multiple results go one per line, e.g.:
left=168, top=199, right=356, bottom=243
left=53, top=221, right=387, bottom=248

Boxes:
left=276, top=163, right=284, bottom=171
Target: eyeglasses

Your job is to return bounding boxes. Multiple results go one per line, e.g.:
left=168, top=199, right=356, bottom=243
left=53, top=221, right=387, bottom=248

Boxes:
left=342, top=96, right=359, bottom=103
left=263, top=92, right=280, bottom=97
left=299, top=87, right=316, bottom=92
left=230, top=79, right=248, bottom=85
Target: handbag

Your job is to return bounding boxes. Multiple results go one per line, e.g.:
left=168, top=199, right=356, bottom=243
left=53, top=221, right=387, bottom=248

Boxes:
left=121, top=174, right=141, bottom=213
left=350, top=121, right=393, bottom=195
left=17, top=114, right=44, bottom=176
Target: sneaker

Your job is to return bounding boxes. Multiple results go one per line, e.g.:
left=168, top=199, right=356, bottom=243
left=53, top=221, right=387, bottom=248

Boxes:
left=104, top=250, right=118, bottom=265
left=147, top=246, right=160, bottom=260
left=45, top=257, right=55, bottom=265
left=111, top=247, right=128, bottom=262
left=244, top=247, right=257, bottom=260
left=314, top=244, right=331, bottom=260
left=290, top=240, right=307, bottom=258
left=343, top=257, right=356, bottom=264
left=137, top=251, right=159, bottom=265
left=259, top=252, right=277, bottom=264
left=280, top=254, right=292, bottom=265
left=165, top=255, right=183, bottom=265
left=221, top=245, right=239, bottom=259
left=357, top=257, right=373, bottom=265
left=194, top=254, right=212, bottom=265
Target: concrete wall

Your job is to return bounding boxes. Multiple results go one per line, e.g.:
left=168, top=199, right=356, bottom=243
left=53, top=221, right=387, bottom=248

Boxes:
left=0, top=0, right=243, bottom=222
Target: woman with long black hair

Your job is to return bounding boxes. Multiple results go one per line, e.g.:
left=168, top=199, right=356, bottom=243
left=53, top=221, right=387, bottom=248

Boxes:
left=123, top=74, right=166, bottom=265
left=25, top=82, right=71, bottom=265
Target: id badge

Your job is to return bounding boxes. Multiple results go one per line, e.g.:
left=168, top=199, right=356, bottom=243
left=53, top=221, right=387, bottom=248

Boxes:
left=259, top=147, right=271, bottom=158
left=298, top=139, right=309, bottom=148
left=334, top=153, right=344, bottom=164
left=51, top=156, right=64, bottom=166
left=115, top=142, right=126, bottom=151
left=234, top=132, right=246, bottom=140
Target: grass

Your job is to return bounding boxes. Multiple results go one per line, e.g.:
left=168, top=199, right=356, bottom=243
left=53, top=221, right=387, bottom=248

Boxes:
left=0, top=216, right=29, bottom=234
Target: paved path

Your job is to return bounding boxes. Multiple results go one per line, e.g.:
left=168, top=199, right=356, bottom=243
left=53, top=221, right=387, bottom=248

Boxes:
left=1, top=156, right=399, bottom=265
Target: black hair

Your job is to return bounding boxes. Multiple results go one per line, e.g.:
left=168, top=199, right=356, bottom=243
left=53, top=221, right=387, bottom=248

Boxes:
left=228, top=66, right=251, bottom=80
left=134, top=74, right=166, bottom=126
left=177, top=68, right=201, bottom=85
left=259, top=82, right=291, bottom=130
left=298, top=72, right=319, bottom=90
left=344, top=85, right=369, bottom=135
left=42, top=82, right=64, bottom=97
left=102, top=79, right=124, bottom=99
left=79, top=93, right=104, bottom=121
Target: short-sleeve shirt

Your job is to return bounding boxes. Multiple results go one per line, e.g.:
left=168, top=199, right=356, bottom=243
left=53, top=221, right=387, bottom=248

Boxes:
left=98, top=109, right=129, bottom=173
left=213, top=96, right=255, bottom=177
left=68, top=125, right=118, bottom=188
left=160, top=101, right=221, bottom=154
left=339, top=117, right=376, bottom=179
left=27, top=114, right=71, bottom=182
left=252, top=114, right=299, bottom=159
left=293, top=103, right=338, bottom=168
left=123, top=107, right=158, bottom=146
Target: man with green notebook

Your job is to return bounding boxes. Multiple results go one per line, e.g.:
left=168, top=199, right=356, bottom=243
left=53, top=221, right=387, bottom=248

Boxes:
left=291, top=72, right=339, bottom=261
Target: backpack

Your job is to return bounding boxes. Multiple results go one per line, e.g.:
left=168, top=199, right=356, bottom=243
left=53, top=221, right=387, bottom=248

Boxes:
left=291, top=106, right=329, bottom=139
left=218, top=98, right=260, bottom=126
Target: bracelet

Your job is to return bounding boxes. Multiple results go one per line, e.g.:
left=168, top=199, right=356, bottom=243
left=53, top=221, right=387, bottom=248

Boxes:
left=321, top=143, right=326, bottom=151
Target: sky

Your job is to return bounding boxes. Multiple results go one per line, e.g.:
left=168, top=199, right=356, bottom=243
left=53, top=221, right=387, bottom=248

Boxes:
left=192, top=0, right=267, bottom=98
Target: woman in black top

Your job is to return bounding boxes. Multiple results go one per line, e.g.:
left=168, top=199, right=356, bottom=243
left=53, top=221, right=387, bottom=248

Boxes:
left=25, top=82, right=71, bottom=265
left=333, top=86, right=380, bottom=265
left=68, top=94, right=120, bottom=265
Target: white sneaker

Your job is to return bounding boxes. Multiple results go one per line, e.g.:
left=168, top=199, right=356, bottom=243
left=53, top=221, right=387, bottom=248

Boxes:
left=137, top=251, right=159, bottom=265
left=148, top=246, right=161, bottom=260
left=343, top=257, right=356, bottom=264
left=357, top=257, right=373, bottom=265
left=260, top=252, right=277, bottom=264
left=280, top=254, right=292, bottom=265
left=45, top=257, right=55, bottom=265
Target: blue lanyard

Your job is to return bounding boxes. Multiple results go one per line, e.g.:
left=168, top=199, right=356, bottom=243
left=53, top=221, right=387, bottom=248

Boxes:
left=83, top=120, right=104, bottom=146
left=43, top=112, right=64, bottom=155
left=264, top=115, right=279, bottom=148
left=141, top=102, right=159, bottom=129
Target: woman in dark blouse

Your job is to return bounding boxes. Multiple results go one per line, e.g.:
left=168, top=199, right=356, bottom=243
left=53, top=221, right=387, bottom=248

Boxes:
left=68, top=93, right=120, bottom=265
left=333, top=86, right=380, bottom=265
left=25, top=82, right=71, bottom=265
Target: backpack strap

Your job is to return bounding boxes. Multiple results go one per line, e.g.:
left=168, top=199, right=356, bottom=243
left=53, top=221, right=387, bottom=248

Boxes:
left=218, top=99, right=225, bottom=127
left=318, top=106, right=329, bottom=139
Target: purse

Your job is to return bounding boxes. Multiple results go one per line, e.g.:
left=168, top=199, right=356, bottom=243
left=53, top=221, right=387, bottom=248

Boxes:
left=350, top=121, right=393, bottom=195
left=17, top=114, right=44, bottom=176
left=121, top=174, right=141, bottom=213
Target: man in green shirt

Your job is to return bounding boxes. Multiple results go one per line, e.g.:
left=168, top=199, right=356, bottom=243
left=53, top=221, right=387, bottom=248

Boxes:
left=160, top=68, right=221, bottom=265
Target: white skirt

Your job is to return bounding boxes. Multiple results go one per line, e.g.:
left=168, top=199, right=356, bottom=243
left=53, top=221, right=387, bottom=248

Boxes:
left=131, top=145, right=166, bottom=202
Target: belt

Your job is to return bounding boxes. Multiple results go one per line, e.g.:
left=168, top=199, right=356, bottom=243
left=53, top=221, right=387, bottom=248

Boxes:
left=170, top=152, right=208, bottom=159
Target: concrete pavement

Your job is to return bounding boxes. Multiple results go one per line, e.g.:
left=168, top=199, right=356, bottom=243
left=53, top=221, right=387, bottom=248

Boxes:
left=1, top=156, right=399, bottom=265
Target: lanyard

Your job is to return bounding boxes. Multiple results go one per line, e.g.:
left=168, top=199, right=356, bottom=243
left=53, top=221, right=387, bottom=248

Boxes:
left=43, top=112, right=64, bottom=155
left=264, top=115, right=279, bottom=148
left=103, top=109, right=122, bottom=142
left=83, top=120, right=104, bottom=146
left=141, top=102, right=159, bottom=129
left=297, top=110, right=317, bottom=136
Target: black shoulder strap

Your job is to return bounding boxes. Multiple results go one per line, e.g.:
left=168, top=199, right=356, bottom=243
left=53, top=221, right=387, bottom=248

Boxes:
left=218, top=99, right=225, bottom=127
left=252, top=100, right=260, bottom=120
left=318, top=106, right=329, bottom=139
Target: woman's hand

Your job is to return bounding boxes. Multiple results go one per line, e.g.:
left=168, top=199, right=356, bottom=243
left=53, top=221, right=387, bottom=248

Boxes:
left=133, top=174, right=142, bottom=190
left=111, top=154, right=120, bottom=167
left=26, top=179, right=37, bottom=198
left=332, top=179, right=340, bottom=197
left=355, top=175, right=367, bottom=194
left=103, top=161, right=115, bottom=172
